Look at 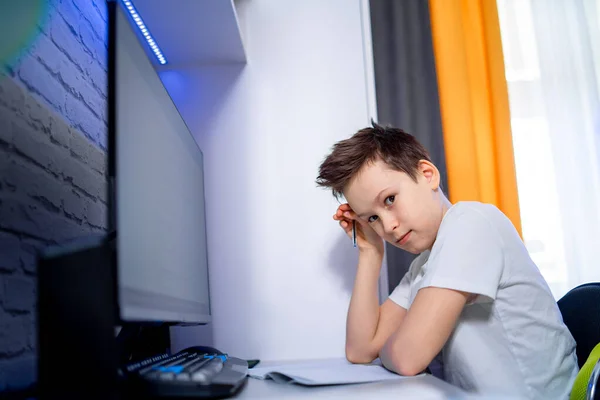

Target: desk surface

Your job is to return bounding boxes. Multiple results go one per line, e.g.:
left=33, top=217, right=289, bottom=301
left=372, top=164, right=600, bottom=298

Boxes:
left=235, top=360, right=477, bottom=399
left=238, top=374, right=472, bottom=399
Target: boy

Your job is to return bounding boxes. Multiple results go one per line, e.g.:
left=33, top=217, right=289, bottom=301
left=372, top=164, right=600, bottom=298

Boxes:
left=316, top=122, right=578, bottom=398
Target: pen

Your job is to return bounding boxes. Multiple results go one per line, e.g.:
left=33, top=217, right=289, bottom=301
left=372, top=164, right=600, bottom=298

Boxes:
left=352, top=220, right=357, bottom=248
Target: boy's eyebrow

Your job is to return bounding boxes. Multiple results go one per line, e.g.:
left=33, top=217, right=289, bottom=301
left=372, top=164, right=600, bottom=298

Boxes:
left=374, top=187, right=392, bottom=204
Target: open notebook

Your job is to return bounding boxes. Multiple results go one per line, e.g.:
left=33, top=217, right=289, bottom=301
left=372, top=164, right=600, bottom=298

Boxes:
left=248, top=358, right=415, bottom=386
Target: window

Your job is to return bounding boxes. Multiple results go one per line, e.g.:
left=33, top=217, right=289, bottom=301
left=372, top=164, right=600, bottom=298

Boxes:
left=498, top=0, right=600, bottom=299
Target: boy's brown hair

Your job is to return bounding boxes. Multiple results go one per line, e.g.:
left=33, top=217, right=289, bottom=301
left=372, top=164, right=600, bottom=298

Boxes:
left=316, top=121, right=431, bottom=199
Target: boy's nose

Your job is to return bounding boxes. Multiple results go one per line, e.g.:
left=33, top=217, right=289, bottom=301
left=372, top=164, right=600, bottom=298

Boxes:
left=382, top=218, right=398, bottom=235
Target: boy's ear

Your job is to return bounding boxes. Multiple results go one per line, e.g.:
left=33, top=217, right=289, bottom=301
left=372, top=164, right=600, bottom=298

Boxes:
left=418, top=160, right=440, bottom=190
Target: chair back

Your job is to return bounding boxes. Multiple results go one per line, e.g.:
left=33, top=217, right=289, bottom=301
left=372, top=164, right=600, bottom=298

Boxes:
left=558, top=283, right=600, bottom=369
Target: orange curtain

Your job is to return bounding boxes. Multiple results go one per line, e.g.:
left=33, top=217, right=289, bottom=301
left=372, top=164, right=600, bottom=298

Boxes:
left=428, top=0, right=522, bottom=237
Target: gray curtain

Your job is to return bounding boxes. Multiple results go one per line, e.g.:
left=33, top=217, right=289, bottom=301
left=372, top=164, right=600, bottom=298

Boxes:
left=369, top=0, right=448, bottom=293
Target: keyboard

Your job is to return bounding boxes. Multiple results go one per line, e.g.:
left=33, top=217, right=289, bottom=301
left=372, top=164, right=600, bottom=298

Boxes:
left=119, top=347, right=248, bottom=398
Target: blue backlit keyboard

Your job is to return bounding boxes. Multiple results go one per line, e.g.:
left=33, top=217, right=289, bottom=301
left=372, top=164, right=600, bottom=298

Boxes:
left=120, top=347, right=248, bottom=398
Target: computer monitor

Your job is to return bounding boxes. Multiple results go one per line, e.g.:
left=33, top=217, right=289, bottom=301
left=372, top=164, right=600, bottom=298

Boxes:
left=108, top=0, right=211, bottom=326
left=37, top=3, right=213, bottom=395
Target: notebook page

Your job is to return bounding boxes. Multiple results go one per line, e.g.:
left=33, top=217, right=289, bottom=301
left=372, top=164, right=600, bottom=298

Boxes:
left=248, top=358, right=414, bottom=386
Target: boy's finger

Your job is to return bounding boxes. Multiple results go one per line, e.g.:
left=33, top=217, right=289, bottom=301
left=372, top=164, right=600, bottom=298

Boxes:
left=333, top=212, right=347, bottom=220
left=338, top=203, right=352, bottom=211
left=343, top=211, right=357, bottom=219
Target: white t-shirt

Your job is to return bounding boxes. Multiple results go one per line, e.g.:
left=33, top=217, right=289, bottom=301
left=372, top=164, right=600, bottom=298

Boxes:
left=389, top=201, right=579, bottom=399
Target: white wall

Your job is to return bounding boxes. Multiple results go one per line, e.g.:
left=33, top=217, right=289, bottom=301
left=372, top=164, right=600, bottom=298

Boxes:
left=165, top=0, right=383, bottom=361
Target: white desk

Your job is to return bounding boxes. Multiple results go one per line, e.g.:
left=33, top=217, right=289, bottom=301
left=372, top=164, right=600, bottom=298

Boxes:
left=235, top=360, right=479, bottom=399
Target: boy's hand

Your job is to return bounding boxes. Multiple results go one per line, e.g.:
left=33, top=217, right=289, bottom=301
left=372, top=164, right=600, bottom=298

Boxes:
left=333, top=203, right=384, bottom=255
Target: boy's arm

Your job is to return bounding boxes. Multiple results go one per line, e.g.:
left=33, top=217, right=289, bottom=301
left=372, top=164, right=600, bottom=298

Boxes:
left=379, top=287, right=469, bottom=376
left=345, top=249, right=407, bottom=364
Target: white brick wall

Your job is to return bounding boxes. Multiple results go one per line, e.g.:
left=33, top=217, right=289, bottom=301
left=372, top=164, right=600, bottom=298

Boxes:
left=0, top=0, right=108, bottom=391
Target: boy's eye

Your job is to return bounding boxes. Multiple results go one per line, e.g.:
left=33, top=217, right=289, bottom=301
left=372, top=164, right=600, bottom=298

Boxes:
left=368, top=215, right=379, bottom=223
left=384, top=195, right=395, bottom=206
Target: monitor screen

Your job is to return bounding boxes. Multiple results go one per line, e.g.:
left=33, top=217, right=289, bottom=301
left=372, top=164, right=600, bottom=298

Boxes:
left=109, top=2, right=211, bottom=324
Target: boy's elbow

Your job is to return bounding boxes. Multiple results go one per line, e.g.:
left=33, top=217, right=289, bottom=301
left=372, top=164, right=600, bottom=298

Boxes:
left=391, top=358, right=424, bottom=377
left=381, top=342, right=426, bottom=376
left=345, top=346, right=376, bottom=364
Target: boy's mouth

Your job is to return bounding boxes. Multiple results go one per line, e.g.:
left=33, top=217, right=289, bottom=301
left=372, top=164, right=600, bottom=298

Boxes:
left=397, top=230, right=411, bottom=246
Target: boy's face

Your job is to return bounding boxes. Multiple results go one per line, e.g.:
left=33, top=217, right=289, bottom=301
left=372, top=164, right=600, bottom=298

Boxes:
left=344, top=158, right=447, bottom=254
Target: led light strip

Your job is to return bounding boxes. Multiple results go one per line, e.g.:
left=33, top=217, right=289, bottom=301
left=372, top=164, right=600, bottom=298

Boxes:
left=122, top=0, right=167, bottom=65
